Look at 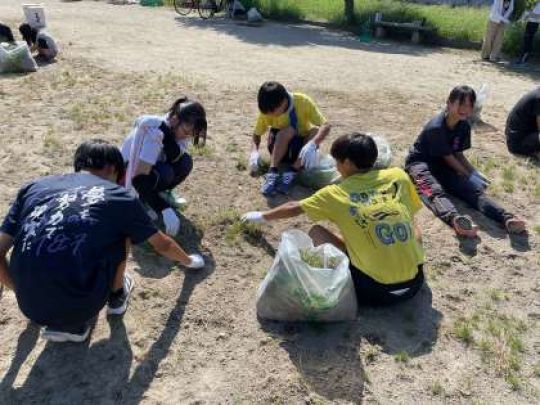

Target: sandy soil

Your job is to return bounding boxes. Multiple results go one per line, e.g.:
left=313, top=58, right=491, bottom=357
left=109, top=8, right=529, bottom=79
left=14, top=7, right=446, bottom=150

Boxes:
left=0, top=1, right=539, bottom=404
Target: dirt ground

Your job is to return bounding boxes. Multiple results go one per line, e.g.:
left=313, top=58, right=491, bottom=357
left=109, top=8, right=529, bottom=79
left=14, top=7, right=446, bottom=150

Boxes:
left=0, top=1, right=539, bottom=404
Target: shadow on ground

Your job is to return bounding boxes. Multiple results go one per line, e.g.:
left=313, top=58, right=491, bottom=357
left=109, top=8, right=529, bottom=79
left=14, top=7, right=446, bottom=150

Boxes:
left=260, top=284, right=442, bottom=404
left=175, top=15, right=435, bottom=57
left=0, top=214, right=214, bottom=404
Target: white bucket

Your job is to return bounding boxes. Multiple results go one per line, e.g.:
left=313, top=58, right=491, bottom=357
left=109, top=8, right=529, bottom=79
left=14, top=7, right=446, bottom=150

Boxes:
left=23, top=4, right=47, bottom=29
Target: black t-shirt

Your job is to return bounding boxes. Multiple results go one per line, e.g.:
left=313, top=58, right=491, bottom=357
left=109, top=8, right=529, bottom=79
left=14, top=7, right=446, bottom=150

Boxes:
left=0, top=172, right=158, bottom=326
left=506, top=88, right=540, bottom=135
left=406, top=112, right=471, bottom=166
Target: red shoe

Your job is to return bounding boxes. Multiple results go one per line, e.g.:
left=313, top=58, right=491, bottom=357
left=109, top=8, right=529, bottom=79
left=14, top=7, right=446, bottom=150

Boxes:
left=505, top=217, right=526, bottom=234
left=452, top=215, right=478, bottom=238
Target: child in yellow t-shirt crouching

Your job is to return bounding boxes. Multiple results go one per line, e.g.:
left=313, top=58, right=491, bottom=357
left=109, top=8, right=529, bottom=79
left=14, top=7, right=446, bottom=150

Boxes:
left=243, top=132, right=425, bottom=306
left=249, top=81, right=332, bottom=196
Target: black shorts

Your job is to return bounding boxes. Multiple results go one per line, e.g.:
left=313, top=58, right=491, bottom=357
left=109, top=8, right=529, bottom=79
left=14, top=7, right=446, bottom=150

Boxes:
left=267, top=128, right=304, bottom=164
left=349, top=263, right=424, bottom=307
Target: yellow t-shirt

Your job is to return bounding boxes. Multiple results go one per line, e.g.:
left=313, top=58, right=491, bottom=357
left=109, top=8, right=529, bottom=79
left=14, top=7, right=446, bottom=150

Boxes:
left=299, top=168, right=424, bottom=285
left=253, top=92, right=326, bottom=137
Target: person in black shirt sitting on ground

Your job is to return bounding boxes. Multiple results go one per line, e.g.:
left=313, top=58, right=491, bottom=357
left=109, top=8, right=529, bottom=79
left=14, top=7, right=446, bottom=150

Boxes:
left=405, top=85, right=526, bottom=239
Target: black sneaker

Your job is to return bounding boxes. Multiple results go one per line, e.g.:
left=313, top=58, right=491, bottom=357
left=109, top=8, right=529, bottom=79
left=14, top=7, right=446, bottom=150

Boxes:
left=107, top=273, right=134, bottom=316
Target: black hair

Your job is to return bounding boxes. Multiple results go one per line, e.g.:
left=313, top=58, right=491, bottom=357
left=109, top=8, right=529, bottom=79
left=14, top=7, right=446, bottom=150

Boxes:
left=169, top=97, right=207, bottom=146
left=448, top=85, right=476, bottom=106
left=0, top=23, right=15, bottom=43
left=74, top=139, right=125, bottom=182
left=330, top=132, right=378, bottom=170
left=257, top=81, right=289, bottom=114
left=19, top=23, right=37, bottom=46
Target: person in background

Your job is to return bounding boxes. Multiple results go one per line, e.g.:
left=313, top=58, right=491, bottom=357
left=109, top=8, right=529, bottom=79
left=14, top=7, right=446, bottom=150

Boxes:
left=19, top=22, right=58, bottom=61
left=481, top=0, right=514, bottom=62
left=515, top=2, right=540, bottom=65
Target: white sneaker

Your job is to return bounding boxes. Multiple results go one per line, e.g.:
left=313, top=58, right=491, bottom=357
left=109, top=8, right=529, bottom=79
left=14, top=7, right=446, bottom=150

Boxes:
left=107, top=273, right=135, bottom=316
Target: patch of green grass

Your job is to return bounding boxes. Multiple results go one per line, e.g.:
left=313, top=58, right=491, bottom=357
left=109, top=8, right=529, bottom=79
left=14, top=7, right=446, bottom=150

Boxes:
left=534, top=363, right=540, bottom=377
left=453, top=318, right=475, bottom=345
left=394, top=351, right=410, bottom=363
left=430, top=380, right=444, bottom=396
left=505, top=372, right=522, bottom=391
left=534, top=185, right=540, bottom=199
left=214, top=209, right=263, bottom=245
left=43, top=127, right=62, bottom=151
left=364, top=344, right=380, bottom=364
left=489, top=288, right=508, bottom=302
left=501, top=165, right=516, bottom=182
left=501, top=180, right=515, bottom=194
left=235, top=156, right=247, bottom=171
left=189, top=144, right=215, bottom=158
left=226, top=143, right=239, bottom=153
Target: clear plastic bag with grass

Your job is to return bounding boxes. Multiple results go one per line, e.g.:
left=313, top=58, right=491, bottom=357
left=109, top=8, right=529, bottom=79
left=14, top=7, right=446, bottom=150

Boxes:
left=256, top=230, right=357, bottom=322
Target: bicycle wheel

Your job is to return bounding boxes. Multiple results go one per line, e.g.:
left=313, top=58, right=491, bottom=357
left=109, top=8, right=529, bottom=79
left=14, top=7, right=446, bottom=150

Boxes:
left=198, top=0, right=217, bottom=19
left=174, top=0, right=194, bottom=16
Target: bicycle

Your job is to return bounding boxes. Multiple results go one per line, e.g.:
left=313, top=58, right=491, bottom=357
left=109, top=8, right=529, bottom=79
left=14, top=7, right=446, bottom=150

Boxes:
left=174, top=0, right=227, bottom=20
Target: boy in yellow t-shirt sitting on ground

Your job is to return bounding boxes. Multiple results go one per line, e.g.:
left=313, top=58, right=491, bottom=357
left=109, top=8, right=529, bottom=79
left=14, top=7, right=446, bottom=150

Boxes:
left=249, top=81, right=332, bottom=196
left=242, top=133, right=425, bottom=306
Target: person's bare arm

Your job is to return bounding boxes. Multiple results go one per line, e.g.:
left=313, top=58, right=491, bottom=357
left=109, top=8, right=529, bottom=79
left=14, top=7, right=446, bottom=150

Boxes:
left=0, top=233, right=14, bottom=290
left=536, top=115, right=540, bottom=131
left=147, top=231, right=191, bottom=266
left=312, top=122, right=332, bottom=146
left=442, top=154, right=472, bottom=177
left=262, top=201, right=304, bottom=221
left=252, top=133, right=261, bottom=151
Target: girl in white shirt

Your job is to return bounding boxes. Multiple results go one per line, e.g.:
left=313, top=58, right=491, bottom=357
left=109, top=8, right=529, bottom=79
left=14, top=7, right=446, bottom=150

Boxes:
left=121, top=97, right=207, bottom=236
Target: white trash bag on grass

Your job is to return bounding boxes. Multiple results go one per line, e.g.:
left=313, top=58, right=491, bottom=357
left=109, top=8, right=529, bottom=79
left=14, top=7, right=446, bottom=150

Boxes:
left=297, top=153, right=340, bottom=190
left=256, top=230, right=357, bottom=322
left=0, top=41, right=37, bottom=73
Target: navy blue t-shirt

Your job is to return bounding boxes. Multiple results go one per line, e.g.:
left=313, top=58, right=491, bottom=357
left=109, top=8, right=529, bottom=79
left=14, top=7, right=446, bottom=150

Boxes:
left=406, top=112, right=471, bottom=166
left=0, top=172, right=158, bottom=326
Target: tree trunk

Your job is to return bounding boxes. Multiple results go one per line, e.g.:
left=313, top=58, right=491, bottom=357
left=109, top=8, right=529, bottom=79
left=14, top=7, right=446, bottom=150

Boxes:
left=344, top=0, right=355, bottom=25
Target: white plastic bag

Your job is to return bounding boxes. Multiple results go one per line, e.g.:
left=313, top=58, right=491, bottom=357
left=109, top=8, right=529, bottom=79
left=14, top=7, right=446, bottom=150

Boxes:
left=0, top=41, right=37, bottom=73
left=297, top=153, right=340, bottom=190
left=371, top=134, right=393, bottom=169
left=256, top=230, right=358, bottom=322
left=470, top=83, right=489, bottom=124
left=247, top=7, right=263, bottom=23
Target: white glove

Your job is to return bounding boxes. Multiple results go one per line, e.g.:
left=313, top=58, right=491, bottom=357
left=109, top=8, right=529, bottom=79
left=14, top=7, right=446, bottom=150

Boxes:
left=186, top=254, right=205, bottom=269
left=162, top=208, right=180, bottom=236
left=249, top=150, right=260, bottom=174
left=468, top=171, right=489, bottom=190
left=241, top=211, right=266, bottom=223
left=298, top=141, right=319, bottom=170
